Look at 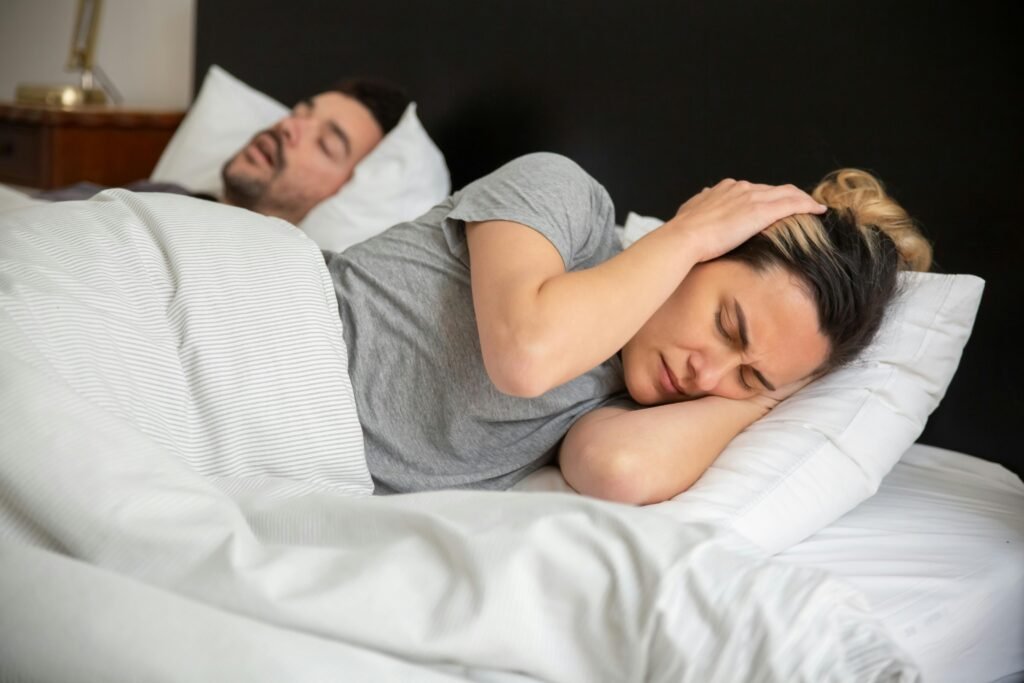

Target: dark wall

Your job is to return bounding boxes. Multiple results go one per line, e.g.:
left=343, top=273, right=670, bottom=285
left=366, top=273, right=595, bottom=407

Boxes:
left=196, top=1, right=1023, bottom=474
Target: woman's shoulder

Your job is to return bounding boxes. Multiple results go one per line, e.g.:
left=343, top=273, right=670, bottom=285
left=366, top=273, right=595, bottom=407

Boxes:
left=495, top=152, right=601, bottom=189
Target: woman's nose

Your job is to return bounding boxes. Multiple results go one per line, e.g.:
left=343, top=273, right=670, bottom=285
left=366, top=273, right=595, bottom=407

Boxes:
left=690, top=350, right=732, bottom=392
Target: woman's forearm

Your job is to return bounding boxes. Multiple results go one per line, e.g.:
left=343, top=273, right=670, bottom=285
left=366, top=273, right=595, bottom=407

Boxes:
left=560, top=395, right=772, bottom=504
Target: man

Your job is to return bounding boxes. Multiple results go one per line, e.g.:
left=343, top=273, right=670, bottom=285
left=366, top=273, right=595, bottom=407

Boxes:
left=33, top=79, right=409, bottom=224
left=220, top=79, right=408, bottom=224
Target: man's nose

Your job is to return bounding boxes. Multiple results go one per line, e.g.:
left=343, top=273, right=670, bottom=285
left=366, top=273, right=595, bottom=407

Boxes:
left=275, top=116, right=302, bottom=146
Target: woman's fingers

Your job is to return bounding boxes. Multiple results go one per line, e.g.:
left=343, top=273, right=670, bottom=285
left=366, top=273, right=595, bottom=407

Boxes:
left=754, top=184, right=828, bottom=214
left=711, top=180, right=822, bottom=209
left=673, top=178, right=830, bottom=262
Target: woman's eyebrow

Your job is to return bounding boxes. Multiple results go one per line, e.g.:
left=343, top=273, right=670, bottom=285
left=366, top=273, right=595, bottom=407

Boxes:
left=734, top=299, right=776, bottom=391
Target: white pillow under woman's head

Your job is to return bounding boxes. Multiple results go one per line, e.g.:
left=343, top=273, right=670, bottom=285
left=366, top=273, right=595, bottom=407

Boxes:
left=151, top=66, right=450, bottom=251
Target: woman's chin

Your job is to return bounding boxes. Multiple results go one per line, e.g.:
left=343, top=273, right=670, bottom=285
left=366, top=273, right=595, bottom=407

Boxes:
left=623, top=376, right=660, bottom=406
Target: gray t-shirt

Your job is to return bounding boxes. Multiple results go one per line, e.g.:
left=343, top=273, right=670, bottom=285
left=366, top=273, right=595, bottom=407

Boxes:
left=326, top=153, right=632, bottom=493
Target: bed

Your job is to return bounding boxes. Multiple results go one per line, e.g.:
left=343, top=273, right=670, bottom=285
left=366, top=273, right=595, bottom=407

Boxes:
left=779, top=445, right=1024, bottom=683
left=1, top=185, right=1021, bottom=681
left=512, top=447, right=1024, bottom=683
left=2, top=1, right=1022, bottom=680
left=0, top=193, right=927, bottom=681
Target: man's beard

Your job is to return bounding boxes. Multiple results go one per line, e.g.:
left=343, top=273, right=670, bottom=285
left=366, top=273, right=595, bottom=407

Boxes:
left=221, top=129, right=285, bottom=211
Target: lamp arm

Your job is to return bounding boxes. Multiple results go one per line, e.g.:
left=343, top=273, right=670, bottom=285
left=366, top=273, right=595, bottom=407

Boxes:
left=66, top=0, right=103, bottom=71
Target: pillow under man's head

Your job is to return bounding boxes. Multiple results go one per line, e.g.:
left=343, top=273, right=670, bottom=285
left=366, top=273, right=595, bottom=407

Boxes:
left=151, top=66, right=451, bottom=252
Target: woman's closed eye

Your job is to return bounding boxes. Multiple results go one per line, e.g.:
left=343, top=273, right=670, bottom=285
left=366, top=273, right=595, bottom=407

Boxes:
left=715, top=308, right=755, bottom=392
left=714, top=307, right=728, bottom=341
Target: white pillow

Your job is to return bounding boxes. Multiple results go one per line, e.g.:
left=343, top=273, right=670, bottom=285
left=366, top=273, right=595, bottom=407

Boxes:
left=151, top=65, right=450, bottom=251
left=620, top=211, right=665, bottom=248
left=517, top=213, right=985, bottom=555
left=299, top=104, right=450, bottom=252
left=151, top=65, right=288, bottom=197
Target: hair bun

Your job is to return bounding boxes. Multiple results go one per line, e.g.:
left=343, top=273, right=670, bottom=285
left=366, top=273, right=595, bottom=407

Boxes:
left=812, top=168, right=932, bottom=272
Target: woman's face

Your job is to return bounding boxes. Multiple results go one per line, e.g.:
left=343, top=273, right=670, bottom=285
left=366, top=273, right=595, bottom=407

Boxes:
left=621, top=260, right=831, bottom=405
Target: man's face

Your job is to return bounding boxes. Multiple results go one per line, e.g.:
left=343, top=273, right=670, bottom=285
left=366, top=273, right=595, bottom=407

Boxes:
left=221, top=92, right=384, bottom=224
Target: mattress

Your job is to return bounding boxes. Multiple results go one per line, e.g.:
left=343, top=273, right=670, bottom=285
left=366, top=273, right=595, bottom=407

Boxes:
left=778, top=443, right=1024, bottom=683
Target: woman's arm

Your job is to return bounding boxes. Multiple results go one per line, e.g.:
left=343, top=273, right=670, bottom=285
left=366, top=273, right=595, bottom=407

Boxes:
left=559, top=396, right=770, bottom=504
left=559, top=376, right=808, bottom=504
left=466, top=216, right=700, bottom=396
left=467, top=179, right=825, bottom=397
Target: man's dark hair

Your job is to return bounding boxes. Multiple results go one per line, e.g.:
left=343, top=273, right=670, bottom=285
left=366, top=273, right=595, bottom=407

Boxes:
left=331, top=78, right=410, bottom=134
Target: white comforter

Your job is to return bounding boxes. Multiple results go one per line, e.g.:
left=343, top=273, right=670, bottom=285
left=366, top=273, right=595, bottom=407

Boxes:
left=0, top=193, right=917, bottom=682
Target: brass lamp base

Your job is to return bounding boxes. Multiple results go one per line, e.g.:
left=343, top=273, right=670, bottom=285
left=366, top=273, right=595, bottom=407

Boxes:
left=15, top=84, right=108, bottom=107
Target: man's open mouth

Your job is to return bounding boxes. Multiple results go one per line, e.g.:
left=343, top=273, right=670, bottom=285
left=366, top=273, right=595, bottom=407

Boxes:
left=250, top=131, right=282, bottom=169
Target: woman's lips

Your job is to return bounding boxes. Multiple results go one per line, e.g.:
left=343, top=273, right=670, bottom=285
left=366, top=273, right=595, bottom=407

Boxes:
left=659, top=355, right=686, bottom=396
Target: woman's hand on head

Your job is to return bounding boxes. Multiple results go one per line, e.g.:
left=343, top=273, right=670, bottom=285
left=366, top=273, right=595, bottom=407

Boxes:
left=670, top=179, right=826, bottom=263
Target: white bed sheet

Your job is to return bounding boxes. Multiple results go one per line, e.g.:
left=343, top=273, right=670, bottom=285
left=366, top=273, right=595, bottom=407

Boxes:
left=779, top=443, right=1024, bottom=683
left=515, top=443, right=1024, bottom=681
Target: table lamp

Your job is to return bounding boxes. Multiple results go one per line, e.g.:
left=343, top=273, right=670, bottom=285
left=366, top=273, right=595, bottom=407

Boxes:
left=15, top=0, right=117, bottom=107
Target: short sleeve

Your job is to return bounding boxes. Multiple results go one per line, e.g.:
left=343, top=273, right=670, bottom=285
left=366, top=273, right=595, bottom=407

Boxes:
left=441, top=153, right=617, bottom=270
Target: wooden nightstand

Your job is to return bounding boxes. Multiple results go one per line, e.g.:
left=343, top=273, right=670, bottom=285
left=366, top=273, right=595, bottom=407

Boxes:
left=0, top=102, right=185, bottom=190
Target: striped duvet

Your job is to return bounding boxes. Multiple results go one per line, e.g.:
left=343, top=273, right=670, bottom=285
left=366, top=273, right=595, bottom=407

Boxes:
left=0, top=191, right=371, bottom=500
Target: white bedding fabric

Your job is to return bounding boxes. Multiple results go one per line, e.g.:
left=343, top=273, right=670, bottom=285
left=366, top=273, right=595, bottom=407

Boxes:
left=0, top=193, right=917, bottom=682
left=0, top=183, right=45, bottom=213
left=517, top=445, right=1024, bottom=683
left=0, top=191, right=371, bottom=497
left=780, top=444, right=1024, bottom=683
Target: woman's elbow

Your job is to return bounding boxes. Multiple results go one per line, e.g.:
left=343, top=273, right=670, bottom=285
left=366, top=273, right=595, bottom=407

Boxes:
left=565, top=447, right=666, bottom=505
left=481, top=341, right=555, bottom=398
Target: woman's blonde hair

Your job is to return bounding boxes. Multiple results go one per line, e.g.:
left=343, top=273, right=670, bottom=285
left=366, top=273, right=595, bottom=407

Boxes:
left=723, top=168, right=932, bottom=373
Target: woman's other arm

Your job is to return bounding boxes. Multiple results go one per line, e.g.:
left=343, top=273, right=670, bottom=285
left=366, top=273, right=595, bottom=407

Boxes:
left=559, top=398, right=767, bottom=504
left=559, top=378, right=806, bottom=505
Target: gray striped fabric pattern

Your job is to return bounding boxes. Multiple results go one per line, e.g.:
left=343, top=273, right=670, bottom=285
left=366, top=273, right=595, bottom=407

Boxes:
left=0, top=190, right=371, bottom=497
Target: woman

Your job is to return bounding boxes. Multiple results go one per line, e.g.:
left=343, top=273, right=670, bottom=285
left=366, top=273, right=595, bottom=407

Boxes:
left=325, top=153, right=931, bottom=503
